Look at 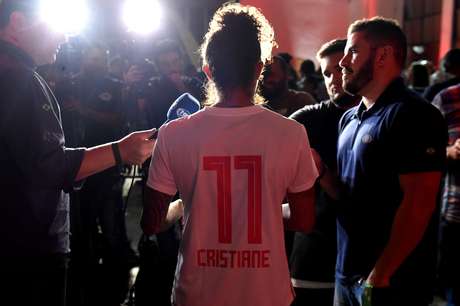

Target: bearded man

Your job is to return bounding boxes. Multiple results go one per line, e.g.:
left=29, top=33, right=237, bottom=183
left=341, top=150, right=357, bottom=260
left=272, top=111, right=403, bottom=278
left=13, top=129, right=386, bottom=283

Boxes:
left=334, top=17, right=447, bottom=306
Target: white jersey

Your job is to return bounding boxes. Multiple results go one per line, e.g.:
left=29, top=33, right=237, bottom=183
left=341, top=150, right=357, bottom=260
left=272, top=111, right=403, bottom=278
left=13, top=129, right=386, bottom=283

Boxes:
left=147, top=105, right=318, bottom=306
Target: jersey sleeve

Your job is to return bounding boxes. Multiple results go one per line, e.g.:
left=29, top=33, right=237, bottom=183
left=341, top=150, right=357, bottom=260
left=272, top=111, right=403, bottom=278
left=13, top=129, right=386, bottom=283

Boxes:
left=287, top=125, right=319, bottom=193
left=146, top=125, right=178, bottom=195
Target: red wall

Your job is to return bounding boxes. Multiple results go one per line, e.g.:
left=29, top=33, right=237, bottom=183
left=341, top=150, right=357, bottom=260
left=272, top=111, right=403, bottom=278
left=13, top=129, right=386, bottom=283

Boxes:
left=241, top=0, right=350, bottom=66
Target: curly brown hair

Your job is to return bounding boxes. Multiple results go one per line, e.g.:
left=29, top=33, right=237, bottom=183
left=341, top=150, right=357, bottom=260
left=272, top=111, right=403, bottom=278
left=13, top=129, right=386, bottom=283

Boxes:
left=200, top=3, right=276, bottom=106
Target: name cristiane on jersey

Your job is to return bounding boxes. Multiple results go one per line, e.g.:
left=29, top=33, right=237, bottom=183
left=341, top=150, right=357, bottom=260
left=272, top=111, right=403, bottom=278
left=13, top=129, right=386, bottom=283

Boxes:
left=197, top=249, right=271, bottom=268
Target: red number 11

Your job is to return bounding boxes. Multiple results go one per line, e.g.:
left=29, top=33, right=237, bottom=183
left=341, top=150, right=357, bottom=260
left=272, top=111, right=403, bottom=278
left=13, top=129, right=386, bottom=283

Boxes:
left=203, top=156, right=262, bottom=244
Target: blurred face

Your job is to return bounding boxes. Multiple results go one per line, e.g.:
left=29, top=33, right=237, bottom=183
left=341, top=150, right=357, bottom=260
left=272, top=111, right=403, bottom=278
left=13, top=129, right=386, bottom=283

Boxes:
left=157, top=51, right=183, bottom=81
left=261, top=59, right=287, bottom=99
left=83, top=47, right=108, bottom=76
left=320, top=52, right=346, bottom=102
left=109, top=60, right=125, bottom=79
left=339, top=31, right=375, bottom=96
left=18, top=12, right=66, bottom=65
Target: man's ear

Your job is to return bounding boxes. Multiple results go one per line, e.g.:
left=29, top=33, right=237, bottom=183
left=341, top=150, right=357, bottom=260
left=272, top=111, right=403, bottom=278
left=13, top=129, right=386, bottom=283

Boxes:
left=375, top=45, right=393, bottom=68
left=8, top=11, right=27, bottom=32
left=202, top=65, right=212, bottom=81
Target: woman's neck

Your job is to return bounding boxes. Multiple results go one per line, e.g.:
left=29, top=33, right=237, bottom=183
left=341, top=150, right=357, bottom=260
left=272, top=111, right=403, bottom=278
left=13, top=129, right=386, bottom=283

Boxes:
left=214, top=88, right=255, bottom=108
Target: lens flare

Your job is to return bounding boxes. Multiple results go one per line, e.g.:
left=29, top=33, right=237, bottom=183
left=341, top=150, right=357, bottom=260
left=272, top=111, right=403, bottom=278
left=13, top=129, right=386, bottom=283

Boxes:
left=123, top=0, right=162, bottom=35
left=40, top=0, right=89, bottom=35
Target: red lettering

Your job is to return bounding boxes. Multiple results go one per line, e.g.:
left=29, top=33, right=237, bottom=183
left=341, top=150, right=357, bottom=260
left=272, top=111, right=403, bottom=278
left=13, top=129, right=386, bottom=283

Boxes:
left=197, top=249, right=205, bottom=266
left=203, top=157, right=232, bottom=244
left=235, top=156, right=262, bottom=244
left=207, top=249, right=216, bottom=267
left=262, top=250, right=270, bottom=268
left=228, top=250, right=237, bottom=268
left=241, top=250, right=251, bottom=268
left=219, top=250, right=228, bottom=268
left=197, top=249, right=270, bottom=268
left=252, top=249, right=261, bottom=268
left=203, top=155, right=262, bottom=244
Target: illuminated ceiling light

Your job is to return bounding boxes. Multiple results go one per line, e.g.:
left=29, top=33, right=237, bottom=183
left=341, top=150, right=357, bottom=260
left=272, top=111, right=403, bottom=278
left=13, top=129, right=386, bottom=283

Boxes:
left=40, top=0, right=89, bottom=36
left=412, top=45, right=425, bottom=55
left=123, top=0, right=162, bottom=35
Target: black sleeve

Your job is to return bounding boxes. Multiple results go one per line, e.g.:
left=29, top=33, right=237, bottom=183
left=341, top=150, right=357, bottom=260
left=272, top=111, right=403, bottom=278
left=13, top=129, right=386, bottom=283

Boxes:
left=289, top=106, right=310, bottom=125
left=1, top=72, right=84, bottom=192
left=422, top=85, right=436, bottom=102
left=389, top=102, right=447, bottom=174
left=289, top=103, right=324, bottom=130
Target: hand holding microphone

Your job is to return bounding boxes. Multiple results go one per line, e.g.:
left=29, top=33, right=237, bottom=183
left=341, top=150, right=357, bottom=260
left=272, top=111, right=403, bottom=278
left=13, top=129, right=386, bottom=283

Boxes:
left=115, top=128, right=156, bottom=165
left=114, top=93, right=200, bottom=166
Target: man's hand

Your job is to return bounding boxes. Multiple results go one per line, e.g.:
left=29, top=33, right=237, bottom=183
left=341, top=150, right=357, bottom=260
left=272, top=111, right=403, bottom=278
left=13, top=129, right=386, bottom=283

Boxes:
left=447, top=139, right=460, bottom=160
left=311, top=148, right=324, bottom=176
left=310, top=148, right=341, bottom=200
left=366, top=268, right=390, bottom=288
left=118, top=128, right=156, bottom=165
left=124, top=65, right=145, bottom=85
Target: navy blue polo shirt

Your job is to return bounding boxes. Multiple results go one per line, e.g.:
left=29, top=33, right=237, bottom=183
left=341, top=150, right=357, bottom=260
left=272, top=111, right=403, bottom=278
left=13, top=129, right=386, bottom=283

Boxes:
left=336, top=78, right=447, bottom=286
left=0, top=40, right=85, bottom=256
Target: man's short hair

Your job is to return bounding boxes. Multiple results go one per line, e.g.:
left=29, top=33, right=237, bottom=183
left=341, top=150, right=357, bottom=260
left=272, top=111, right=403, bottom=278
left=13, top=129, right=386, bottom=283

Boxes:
left=272, top=55, right=288, bottom=74
left=316, top=38, right=347, bottom=62
left=441, top=48, right=460, bottom=73
left=153, top=39, right=183, bottom=60
left=0, top=0, right=39, bottom=29
left=299, top=59, right=316, bottom=75
left=278, top=52, right=293, bottom=64
left=348, top=17, right=407, bottom=68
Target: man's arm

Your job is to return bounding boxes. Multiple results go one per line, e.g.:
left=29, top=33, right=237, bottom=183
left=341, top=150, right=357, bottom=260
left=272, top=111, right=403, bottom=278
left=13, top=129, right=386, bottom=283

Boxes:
left=75, top=128, right=155, bottom=181
left=367, top=171, right=442, bottom=287
left=284, top=188, right=316, bottom=233
left=141, top=186, right=183, bottom=235
left=311, top=148, right=341, bottom=200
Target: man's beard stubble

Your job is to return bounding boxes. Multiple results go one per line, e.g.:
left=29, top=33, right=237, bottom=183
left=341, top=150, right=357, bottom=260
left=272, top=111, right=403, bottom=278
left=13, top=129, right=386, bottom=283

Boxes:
left=342, top=51, right=375, bottom=96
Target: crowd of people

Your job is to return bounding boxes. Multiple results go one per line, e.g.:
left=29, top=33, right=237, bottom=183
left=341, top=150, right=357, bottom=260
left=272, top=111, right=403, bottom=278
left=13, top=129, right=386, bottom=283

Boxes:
left=1, top=1, right=460, bottom=306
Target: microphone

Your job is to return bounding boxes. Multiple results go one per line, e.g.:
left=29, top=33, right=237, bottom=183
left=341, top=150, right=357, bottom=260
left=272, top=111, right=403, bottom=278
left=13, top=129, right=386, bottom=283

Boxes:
left=149, top=93, right=201, bottom=139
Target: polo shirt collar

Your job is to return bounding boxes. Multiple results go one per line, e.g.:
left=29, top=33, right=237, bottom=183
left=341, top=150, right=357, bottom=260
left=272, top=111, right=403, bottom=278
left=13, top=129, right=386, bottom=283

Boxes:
left=353, top=77, right=405, bottom=120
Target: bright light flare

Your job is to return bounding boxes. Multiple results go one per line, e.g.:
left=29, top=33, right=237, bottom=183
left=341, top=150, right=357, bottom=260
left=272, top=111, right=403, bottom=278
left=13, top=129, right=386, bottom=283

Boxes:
left=40, top=0, right=89, bottom=35
left=123, top=0, right=162, bottom=35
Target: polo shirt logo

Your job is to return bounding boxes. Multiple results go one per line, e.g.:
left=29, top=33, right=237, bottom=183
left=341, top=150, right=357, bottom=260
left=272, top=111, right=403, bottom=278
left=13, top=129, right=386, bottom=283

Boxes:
left=362, top=134, right=373, bottom=144
left=42, top=104, right=51, bottom=111
left=98, top=92, right=112, bottom=101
